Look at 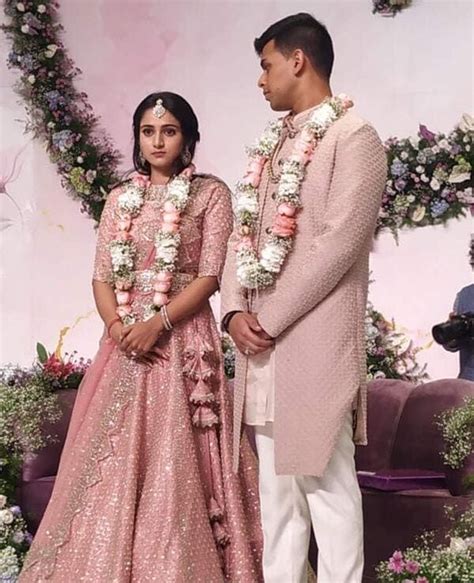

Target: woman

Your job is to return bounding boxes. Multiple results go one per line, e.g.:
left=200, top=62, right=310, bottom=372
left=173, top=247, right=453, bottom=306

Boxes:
left=20, top=92, right=262, bottom=582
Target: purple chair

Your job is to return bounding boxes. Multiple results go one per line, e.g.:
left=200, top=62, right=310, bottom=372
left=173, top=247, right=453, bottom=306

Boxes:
left=356, top=378, right=474, bottom=581
left=18, top=388, right=77, bottom=534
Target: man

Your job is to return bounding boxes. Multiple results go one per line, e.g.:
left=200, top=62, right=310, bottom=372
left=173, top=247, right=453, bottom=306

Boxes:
left=221, top=13, right=387, bottom=583
left=443, top=283, right=474, bottom=381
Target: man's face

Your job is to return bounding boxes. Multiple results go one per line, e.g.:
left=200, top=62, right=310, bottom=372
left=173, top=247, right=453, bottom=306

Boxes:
left=257, top=39, right=296, bottom=112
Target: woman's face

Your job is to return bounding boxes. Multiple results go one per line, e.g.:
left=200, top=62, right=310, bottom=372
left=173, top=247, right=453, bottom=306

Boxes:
left=139, top=107, right=185, bottom=175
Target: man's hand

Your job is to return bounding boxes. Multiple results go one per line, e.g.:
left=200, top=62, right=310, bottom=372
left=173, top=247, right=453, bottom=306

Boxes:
left=228, top=312, right=274, bottom=356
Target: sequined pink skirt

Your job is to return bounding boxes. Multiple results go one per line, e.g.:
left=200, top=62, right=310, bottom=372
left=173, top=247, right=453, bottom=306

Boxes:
left=19, top=303, right=262, bottom=582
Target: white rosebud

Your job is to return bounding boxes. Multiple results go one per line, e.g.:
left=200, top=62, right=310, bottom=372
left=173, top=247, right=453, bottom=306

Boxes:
left=420, top=174, right=429, bottom=183
left=37, top=4, right=46, bottom=13
left=400, top=152, right=408, bottom=160
left=411, top=205, right=426, bottom=223
left=407, top=195, right=416, bottom=203
left=458, top=113, right=474, bottom=133
left=76, top=156, right=84, bottom=164
left=0, top=495, right=6, bottom=508
left=16, top=2, right=25, bottom=11
left=0, top=509, right=15, bottom=524
left=45, top=44, right=58, bottom=58
left=47, top=121, right=55, bottom=129
left=27, top=74, right=35, bottom=84
left=430, top=178, right=440, bottom=191
left=415, top=165, right=424, bottom=174
left=21, top=24, right=29, bottom=33
left=438, top=139, right=450, bottom=150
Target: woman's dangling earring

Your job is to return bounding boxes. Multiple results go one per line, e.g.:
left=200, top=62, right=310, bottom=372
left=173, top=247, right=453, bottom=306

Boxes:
left=139, top=151, right=146, bottom=166
left=181, top=146, right=192, bottom=167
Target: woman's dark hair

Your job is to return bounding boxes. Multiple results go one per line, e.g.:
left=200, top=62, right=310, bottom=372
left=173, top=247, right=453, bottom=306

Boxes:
left=254, top=13, right=334, bottom=81
left=132, top=91, right=200, bottom=175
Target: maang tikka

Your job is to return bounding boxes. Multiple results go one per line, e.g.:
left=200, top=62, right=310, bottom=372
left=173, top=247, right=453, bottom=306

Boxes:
left=152, top=98, right=166, bottom=119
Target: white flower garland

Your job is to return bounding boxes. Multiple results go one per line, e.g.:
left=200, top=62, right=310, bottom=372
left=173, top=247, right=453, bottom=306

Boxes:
left=235, top=95, right=353, bottom=289
left=110, top=168, right=193, bottom=325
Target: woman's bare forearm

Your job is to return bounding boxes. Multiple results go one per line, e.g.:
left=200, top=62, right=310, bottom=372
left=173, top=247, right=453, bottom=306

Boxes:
left=92, top=280, right=118, bottom=327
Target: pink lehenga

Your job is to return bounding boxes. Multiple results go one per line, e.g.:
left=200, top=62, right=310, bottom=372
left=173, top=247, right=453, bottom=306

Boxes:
left=20, top=175, right=263, bottom=583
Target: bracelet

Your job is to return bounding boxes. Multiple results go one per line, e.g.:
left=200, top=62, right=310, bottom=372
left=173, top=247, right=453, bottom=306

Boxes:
left=160, top=305, right=173, bottom=331
left=222, top=310, right=242, bottom=333
left=107, top=316, right=121, bottom=337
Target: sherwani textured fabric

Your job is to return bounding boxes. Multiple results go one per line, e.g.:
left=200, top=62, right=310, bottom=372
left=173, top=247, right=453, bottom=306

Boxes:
left=221, top=108, right=388, bottom=477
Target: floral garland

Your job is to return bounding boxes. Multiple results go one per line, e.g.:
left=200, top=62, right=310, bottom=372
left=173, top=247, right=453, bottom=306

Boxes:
left=379, top=114, right=473, bottom=239
left=235, top=94, right=353, bottom=289
left=110, top=168, right=193, bottom=325
left=372, top=0, right=412, bottom=17
left=2, top=0, right=121, bottom=223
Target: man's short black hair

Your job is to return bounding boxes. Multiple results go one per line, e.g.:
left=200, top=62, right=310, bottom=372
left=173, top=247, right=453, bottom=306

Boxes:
left=254, top=13, right=334, bottom=80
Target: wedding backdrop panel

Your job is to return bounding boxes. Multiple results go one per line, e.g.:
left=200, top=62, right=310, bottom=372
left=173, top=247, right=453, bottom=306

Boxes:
left=0, top=0, right=472, bottom=381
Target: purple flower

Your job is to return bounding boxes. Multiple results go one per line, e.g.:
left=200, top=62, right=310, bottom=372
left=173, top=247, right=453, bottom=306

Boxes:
left=20, top=54, right=38, bottom=72
left=9, top=505, right=22, bottom=517
left=388, top=550, right=405, bottom=574
left=12, top=530, right=25, bottom=544
left=25, top=531, right=33, bottom=545
left=450, top=144, right=461, bottom=155
left=395, top=178, right=407, bottom=192
left=405, top=560, right=420, bottom=575
left=430, top=199, right=449, bottom=218
left=44, top=90, right=65, bottom=110
left=52, top=129, right=74, bottom=152
left=390, top=159, right=408, bottom=178
left=419, top=124, right=436, bottom=144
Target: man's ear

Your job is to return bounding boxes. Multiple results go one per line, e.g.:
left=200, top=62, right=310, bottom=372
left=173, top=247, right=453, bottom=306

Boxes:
left=292, top=48, right=305, bottom=76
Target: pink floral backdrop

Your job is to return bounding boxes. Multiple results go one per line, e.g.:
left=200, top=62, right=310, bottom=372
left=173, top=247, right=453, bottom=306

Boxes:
left=0, top=0, right=472, bottom=379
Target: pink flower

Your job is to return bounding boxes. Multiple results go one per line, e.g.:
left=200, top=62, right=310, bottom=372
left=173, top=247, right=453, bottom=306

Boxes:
left=163, top=201, right=177, bottom=213
left=161, top=222, right=179, bottom=234
left=242, top=171, right=260, bottom=188
left=416, top=578, right=429, bottom=583
left=118, top=218, right=132, bottom=232
left=116, top=305, right=132, bottom=318
left=272, top=214, right=297, bottom=237
left=43, top=354, right=75, bottom=379
left=153, top=292, right=169, bottom=307
left=153, top=281, right=171, bottom=293
left=338, top=93, right=354, bottom=109
left=278, top=203, right=296, bottom=217
left=246, top=157, right=265, bottom=174
left=405, top=560, right=420, bottom=575
left=162, top=212, right=181, bottom=224
left=116, top=231, right=132, bottom=242
left=156, top=272, right=173, bottom=282
left=388, top=551, right=405, bottom=574
left=272, top=225, right=294, bottom=237
left=235, top=237, right=253, bottom=252
left=115, top=291, right=130, bottom=306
